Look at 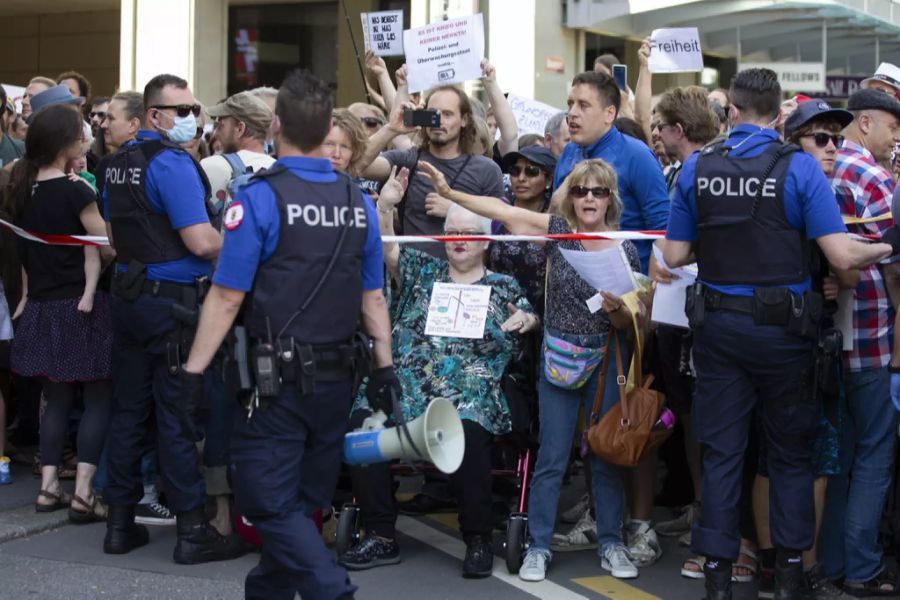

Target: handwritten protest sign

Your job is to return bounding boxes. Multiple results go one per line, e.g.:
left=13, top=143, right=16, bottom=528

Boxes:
left=360, top=10, right=404, bottom=56
left=404, top=14, right=484, bottom=93
left=507, top=94, right=561, bottom=136
left=424, top=282, right=492, bottom=339
left=649, top=28, right=704, bottom=73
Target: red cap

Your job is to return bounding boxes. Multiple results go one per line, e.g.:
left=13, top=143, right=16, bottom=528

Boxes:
left=793, top=94, right=813, bottom=103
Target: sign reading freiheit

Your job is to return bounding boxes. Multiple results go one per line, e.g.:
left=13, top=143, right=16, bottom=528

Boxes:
left=740, top=62, right=826, bottom=92
left=361, top=10, right=404, bottom=57
left=648, top=28, right=704, bottom=73
left=404, top=14, right=485, bottom=93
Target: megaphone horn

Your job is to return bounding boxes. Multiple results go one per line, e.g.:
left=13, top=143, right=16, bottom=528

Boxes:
left=343, top=398, right=465, bottom=474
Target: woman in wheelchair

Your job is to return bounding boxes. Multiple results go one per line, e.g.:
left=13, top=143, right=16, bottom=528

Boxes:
left=338, top=166, right=539, bottom=579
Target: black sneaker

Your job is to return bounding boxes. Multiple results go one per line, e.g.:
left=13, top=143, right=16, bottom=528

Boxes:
left=806, top=565, right=850, bottom=599
left=462, top=535, right=494, bottom=579
left=339, top=536, right=400, bottom=571
left=396, top=494, right=457, bottom=516
left=135, top=502, right=176, bottom=526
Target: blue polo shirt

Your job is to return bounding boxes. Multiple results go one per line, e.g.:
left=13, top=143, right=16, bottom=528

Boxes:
left=666, top=124, right=847, bottom=297
left=212, top=156, right=384, bottom=293
left=553, top=126, right=669, bottom=273
left=102, top=130, right=213, bottom=283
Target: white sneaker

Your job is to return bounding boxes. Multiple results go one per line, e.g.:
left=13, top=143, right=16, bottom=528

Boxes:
left=656, top=502, right=700, bottom=537
left=626, top=523, right=662, bottom=567
left=561, top=493, right=590, bottom=524
left=551, top=509, right=597, bottom=552
left=601, top=545, right=638, bottom=579
left=518, top=549, right=549, bottom=582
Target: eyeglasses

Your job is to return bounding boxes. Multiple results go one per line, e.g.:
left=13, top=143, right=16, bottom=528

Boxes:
left=571, top=185, right=611, bottom=199
left=801, top=132, right=843, bottom=148
left=151, top=104, right=202, bottom=118
left=361, top=116, right=384, bottom=128
left=443, top=229, right=484, bottom=237
left=509, top=165, right=542, bottom=178
left=90, top=111, right=106, bottom=120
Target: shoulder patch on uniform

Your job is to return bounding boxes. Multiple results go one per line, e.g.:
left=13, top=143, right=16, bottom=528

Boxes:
left=223, top=203, right=245, bottom=231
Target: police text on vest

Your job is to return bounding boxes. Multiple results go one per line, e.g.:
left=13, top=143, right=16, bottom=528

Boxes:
left=696, top=177, right=777, bottom=198
left=285, top=204, right=368, bottom=228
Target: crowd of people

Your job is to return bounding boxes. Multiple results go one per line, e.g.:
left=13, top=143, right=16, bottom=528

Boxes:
left=3, top=35, right=900, bottom=600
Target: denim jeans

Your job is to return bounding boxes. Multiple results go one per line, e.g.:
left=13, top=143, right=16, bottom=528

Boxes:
left=527, top=329, right=630, bottom=557
left=821, top=366, right=898, bottom=583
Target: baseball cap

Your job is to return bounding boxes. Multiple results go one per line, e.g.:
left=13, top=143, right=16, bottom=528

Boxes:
left=502, top=145, right=557, bottom=175
left=27, top=84, right=83, bottom=122
left=783, top=99, right=853, bottom=138
left=861, top=62, right=900, bottom=92
left=205, top=91, right=273, bottom=133
left=847, top=88, right=900, bottom=121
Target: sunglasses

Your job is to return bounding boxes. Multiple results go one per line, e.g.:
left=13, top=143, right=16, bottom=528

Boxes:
left=194, top=127, right=204, bottom=140
left=151, top=104, right=202, bottom=118
left=801, top=132, right=843, bottom=148
left=90, top=111, right=106, bottom=120
left=361, top=116, right=384, bottom=128
left=509, top=164, right=542, bottom=178
left=571, top=185, right=611, bottom=199
left=443, top=229, right=484, bottom=237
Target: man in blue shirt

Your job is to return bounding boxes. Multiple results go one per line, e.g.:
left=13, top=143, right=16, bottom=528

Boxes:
left=554, top=71, right=668, bottom=272
left=663, top=68, right=900, bottom=600
left=181, top=69, right=395, bottom=600
left=101, top=74, right=237, bottom=564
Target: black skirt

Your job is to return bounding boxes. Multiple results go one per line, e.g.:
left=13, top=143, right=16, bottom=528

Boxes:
left=11, top=292, right=113, bottom=382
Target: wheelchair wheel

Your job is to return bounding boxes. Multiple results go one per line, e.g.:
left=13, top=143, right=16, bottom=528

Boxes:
left=335, top=503, right=361, bottom=557
left=505, top=512, right=527, bottom=574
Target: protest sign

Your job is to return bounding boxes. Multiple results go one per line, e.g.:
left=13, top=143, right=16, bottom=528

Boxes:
left=404, top=14, right=484, bottom=93
left=360, top=10, right=404, bottom=56
left=507, top=94, right=561, bottom=136
left=424, top=282, right=492, bottom=339
left=648, top=28, right=704, bottom=74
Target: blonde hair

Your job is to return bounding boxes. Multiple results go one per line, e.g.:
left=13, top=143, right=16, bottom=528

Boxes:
left=472, top=116, right=493, bottom=157
left=331, top=109, right=369, bottom=176
left=552, top=159, right=623, bottom=229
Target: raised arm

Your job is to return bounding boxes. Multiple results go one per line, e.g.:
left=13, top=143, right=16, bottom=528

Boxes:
left=360, top=100, right=419, bottom=181
left=634, top=37, right=653, bottom=143
left=366, top=51, right=397, bottom=113
left=375, top=166, right=409, bottom=282
left=481, top=59, right=518, bottom=156
left=417, top=161, right=550, bottom=236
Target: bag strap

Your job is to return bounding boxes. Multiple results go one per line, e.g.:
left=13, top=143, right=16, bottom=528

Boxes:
left=222, top=152, right=248, bottom=179
left=591, top=330, right=628, bottom=422
left=590, top=333, right=613, bottom=421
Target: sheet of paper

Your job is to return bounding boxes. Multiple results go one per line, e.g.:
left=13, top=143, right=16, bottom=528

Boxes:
left=404, top=14, right=485, bottom=93
left=507, top=94, right=561, bottom=136
left=836, top=289, right=854, bottom=351
left=586, top=292, right=603, bottom=314
left=559, top=245, right=637, bottom=298
left=364, top=10, right=404, bottom=56
left=424, top=282, right=492, bottom=339
left=649, top=28, right=704, bottom=74
left=650, top=244, right=697, bottom=328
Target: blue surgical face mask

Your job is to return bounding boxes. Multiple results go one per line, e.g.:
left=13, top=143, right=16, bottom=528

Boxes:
left=165, top=114, right=197, bottom=144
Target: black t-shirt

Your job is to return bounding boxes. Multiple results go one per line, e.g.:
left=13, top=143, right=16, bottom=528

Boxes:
left=17, top=177, right=97, bottom=300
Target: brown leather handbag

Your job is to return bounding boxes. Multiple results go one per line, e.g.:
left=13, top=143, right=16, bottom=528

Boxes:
left=587, top=330, right=672, bottom=467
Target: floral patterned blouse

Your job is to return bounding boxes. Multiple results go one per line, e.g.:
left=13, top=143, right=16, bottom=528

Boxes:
left=354, top=247, right=533, bottom=435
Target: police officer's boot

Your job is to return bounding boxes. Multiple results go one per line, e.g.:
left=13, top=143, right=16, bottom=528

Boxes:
left=773, top=550, right=806, bottom=600
left=103, top=504, right=150, bottom=554
left=173, top=507, right=246, bottom=564
left=703, top=558, right=733, bottom=600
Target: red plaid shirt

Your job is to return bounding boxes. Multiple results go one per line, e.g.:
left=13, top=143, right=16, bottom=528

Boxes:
left=829, top=139, right=894, bottom=372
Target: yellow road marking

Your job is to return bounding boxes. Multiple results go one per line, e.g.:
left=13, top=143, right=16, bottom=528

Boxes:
left=572, top=576, right=662, bottom=600
left=426, top=512, right=460, bottom=530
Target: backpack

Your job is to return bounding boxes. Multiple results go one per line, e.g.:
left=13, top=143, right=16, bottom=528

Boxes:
left=214, top=152, right=255, bottom=215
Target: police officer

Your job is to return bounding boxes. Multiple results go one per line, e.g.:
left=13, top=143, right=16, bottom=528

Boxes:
left=663, top=68, right=900, bottom=600
left=101, top=74, right=241, bottom=564
left=181, top=69, right=397, bottom=600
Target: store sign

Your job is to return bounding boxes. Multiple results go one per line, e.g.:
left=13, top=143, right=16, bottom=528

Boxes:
left=739, top=62, right=826, bottom=92
left=807, top=76, right=866, bottom=100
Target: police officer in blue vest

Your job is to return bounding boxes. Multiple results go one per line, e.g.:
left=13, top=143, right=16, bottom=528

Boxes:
left=181, top=69, right=396, bottom=600
left=664, top=68, right=900, bottom=600
left=101, top=74, right=242, bottom=563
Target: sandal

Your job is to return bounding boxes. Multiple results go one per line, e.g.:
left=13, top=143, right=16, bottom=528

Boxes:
left=35, top=489, right=72, bottom=513
left=681, top=555, right=706, bottom=579
left=732, top=545, right=758, bottom=583
left=844, top=570, right=899, bottom=597
left=68, top=494, right=107, bottom=524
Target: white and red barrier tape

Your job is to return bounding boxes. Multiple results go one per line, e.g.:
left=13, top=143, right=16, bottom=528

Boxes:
left=0, top=217, right=880, bottom=246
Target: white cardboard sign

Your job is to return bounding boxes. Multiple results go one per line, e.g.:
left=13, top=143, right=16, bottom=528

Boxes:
left=424, top=282, right=492, bottom=339
left=361, top=10, right=404, bottom=57
left=649, top=28, right=704, bottom=74
left=404, top=14, right=485, bottom=93
left=507, top=94, right=561, bottom=136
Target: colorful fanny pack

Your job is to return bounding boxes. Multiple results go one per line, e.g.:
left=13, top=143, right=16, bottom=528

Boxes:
left=542, top=331, right=604, bottom=389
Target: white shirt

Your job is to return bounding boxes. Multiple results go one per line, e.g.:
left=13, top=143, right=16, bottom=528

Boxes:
left=200, top=149, right=275, bottom=209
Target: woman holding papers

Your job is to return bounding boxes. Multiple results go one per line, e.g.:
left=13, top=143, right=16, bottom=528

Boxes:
left=341, top=166, right=538, bottom=579
left=419, top=158, right=643, bottom=582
